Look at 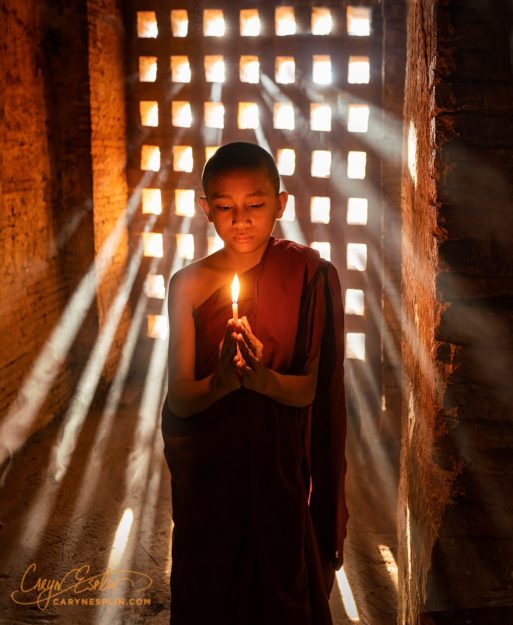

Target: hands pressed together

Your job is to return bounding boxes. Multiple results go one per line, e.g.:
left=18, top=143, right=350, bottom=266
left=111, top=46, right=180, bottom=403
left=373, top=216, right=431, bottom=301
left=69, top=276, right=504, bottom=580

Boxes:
left=216, top=316, right=268, bottom=395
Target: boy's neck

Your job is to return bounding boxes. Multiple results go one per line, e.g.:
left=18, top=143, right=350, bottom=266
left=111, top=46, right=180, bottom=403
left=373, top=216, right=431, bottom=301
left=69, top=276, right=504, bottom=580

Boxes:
left=219, top=238, right=273, bottom=274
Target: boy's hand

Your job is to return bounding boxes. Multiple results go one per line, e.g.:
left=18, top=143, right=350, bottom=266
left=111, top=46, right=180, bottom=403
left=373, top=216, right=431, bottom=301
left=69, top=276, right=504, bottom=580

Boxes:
left=234, top=317, right=263, bottom=362
left=214, top=321, right=242, bottom=393
left=234, top=319, right=269, bottom=394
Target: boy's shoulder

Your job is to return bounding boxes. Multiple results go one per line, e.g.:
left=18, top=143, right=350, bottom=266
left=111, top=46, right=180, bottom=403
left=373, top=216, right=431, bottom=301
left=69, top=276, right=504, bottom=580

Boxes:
left=271, top=237, right=333, bottom=268
left=168, top=251, right=227, bottom=307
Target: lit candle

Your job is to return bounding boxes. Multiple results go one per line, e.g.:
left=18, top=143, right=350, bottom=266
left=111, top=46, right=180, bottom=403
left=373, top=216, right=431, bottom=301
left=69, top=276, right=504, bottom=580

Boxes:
left=231, top=273, right=240, bottom=321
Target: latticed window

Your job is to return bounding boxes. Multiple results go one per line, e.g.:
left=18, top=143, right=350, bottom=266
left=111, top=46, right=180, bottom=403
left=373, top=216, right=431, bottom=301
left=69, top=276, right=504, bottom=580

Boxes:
left=125, top=1, right=383, bottom=407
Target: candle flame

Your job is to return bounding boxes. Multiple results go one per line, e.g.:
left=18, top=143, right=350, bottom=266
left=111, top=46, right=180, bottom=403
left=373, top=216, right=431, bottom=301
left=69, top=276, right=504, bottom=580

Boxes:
left=231, top=274, right=240, bottom=303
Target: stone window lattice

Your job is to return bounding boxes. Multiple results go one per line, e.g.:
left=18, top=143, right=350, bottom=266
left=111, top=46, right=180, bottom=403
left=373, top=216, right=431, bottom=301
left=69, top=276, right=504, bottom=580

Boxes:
left=125, top=0, right=382, bottom=389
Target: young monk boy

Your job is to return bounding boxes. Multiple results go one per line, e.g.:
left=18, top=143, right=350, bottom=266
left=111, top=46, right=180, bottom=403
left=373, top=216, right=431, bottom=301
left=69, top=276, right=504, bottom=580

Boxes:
left=161, top=142, right=348, bottom=625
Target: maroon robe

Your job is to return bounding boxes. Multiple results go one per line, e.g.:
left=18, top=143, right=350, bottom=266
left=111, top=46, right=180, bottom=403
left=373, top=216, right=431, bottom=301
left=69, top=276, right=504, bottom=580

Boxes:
left=161, top=236, right=348, bottom=625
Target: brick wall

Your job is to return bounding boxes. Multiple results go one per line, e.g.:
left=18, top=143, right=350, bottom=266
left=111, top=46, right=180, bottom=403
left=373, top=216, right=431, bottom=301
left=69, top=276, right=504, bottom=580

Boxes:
left=88, top=0, right=130, bottom=380
left=399, top=0, right=513, bottom=622
left=0, top=0, right=129, bottom=461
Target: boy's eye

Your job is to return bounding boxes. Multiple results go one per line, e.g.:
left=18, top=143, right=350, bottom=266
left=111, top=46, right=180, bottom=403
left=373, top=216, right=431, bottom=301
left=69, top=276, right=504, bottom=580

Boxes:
left=215, top=205, right=232, bottom=211
left=248, top=203, right=264, bottom=209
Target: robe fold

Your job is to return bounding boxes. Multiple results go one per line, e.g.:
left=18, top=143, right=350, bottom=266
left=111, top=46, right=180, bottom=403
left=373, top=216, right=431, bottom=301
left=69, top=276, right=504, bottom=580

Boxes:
left=161, top=236, right=348, bottom=625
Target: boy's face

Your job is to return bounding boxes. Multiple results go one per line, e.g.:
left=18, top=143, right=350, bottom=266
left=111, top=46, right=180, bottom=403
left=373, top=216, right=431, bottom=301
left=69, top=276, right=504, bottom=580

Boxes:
left=199, top=167, right=287, bottom=258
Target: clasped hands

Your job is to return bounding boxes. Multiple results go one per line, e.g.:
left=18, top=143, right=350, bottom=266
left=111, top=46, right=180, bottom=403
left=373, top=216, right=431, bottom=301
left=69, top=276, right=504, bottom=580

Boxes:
left=216, top=316, right=267, bottom=394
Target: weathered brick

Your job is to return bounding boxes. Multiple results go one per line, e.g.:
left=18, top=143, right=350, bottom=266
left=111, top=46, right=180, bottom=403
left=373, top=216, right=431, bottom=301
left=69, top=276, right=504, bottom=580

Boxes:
left=0, top=0, right=129, bottom=450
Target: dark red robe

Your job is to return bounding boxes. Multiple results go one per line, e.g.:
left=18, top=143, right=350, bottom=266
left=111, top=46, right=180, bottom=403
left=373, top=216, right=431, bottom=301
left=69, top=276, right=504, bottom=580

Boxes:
left=161, top=236, right=348, bottom=625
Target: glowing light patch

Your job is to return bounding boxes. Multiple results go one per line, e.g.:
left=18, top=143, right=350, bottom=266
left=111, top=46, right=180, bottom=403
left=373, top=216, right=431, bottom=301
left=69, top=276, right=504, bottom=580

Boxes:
left=204, top=102, right=225, bottom=129
left=176, top=233, right=195, bottom=260
left=347, top=151, right=367, bottom=179
left=139, top=56, right=157, bottom=82
left=313, top=55, right=332, bottom=85
left=204, top=10, right=225, bottom=37
left=345, top=289, right=365, bottom=315
left=275, top=7, right=296, bottom=36
left=347, top=197, right=368, bottom=224
left=277, top=149, right=295, bottom=176
left=175, top=189, right=196, bottom=217
left=311, top=241, right=331, bottom=261
left=347, top=6, right=371, bottom=36
left=408, top=120, right=417, bottom=186
left=274, top=103, right=295, bottom=130
left=145, top=275, right=166, bottom=299
left=347, top=243, right=367, bottom=271
left=276, top=57, right=295, bottom=84
left=147, top=315, right=169, bottom=340
left=311, top=150, right=332, bottom=178
left=406, top=504, right=413, bottom=578
left=108, top=508, right=134, bottom=569
left=172, top=101, right=192, bottom=128
left=378, top=544, right=399, bottom=588
left=346, top=332, right=365, bottom=361
left=140, top=101, right=159, bottom=127
left=143, top=232, right=164, bottom=258
left=336, top=566, right=361, bottom=620
left=204, top=55, right=225, bottom=83
left=205, top=145, right=220, bottom=161
left=171, top=10, right=188, bottom=37
left=240, top=9, right=260, bottom=36
left=240, top=56, right=260, bottom=83
left=142, top=188, right=162, bottom=215
left=173, top=146, right=193, bottom=173
left=280, top=194, right=296, bottom=221
left=347, top=104, right=369, bottom=133
left=310, top=197, right=331, bottom=223
left=348, top=56, right=370, bottom=84
left=141, top=145, right=160, bottom=171
left=310, top=103, right=331, bottom=131
left=137, top=12, right=158, bottom=38
left=312, top=8, right=332, bottom=35
left=208, top=234, right=224, bottom=254
left=171, top=56, right=191, bottom=83
left=238, top=102, right=259, bottom=129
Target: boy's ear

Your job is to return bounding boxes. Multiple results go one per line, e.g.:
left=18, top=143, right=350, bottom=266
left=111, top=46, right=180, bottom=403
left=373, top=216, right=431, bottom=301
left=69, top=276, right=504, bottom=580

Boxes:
left=277, top=191, right=288, bottom=219
left=198, top=196, right=213, bottom=222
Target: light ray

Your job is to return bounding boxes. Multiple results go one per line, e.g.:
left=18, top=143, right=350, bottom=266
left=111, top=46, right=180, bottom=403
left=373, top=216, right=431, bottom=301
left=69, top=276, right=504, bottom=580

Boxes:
left=48, top=218, right=156, bottom=484
left=64, top=277, right=151, bottom=545
left=254, top=125, right=306, bottom=244
left=0, top=177, right=152, bottom=471
left=6, top=235, right=154, bottom=560
left=378, top=544, right=399, bottom=588
left=336, top=566, right=360, bottom=622
left=107, top=507, right=134, bottom=570
left=94, top=298, right=169, bottom=625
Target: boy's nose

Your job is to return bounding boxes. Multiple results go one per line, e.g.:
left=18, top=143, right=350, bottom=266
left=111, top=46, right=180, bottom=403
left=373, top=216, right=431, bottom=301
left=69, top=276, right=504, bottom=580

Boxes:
left=232, top=207, right=251, bottom=225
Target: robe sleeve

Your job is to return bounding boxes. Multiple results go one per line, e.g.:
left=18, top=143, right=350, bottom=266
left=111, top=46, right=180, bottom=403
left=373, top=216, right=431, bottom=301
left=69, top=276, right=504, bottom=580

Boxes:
left=306, top=261, right=348, bottom=575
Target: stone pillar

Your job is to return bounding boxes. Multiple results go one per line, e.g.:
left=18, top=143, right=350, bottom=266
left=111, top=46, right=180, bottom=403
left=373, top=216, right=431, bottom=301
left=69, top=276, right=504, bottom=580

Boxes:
left=399, top=0, right=513, bottom=623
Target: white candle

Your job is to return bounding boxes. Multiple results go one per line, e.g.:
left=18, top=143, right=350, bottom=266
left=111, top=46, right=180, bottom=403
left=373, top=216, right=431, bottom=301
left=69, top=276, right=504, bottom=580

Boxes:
left=231, top=273, right=240, bottom=321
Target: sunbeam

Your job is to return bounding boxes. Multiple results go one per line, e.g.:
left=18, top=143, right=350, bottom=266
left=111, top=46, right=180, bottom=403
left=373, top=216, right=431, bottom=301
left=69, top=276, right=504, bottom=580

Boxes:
left=0, top=176, right=155, bottom=471
left=63, top=274, right=152, bottom=552
left=378, top=544, right=399, bottom=589
left=336, top=566, right=361, bottom=623
left=47, top=229, right=153, bottom=484
left=108, top=507, right=134, bottom=570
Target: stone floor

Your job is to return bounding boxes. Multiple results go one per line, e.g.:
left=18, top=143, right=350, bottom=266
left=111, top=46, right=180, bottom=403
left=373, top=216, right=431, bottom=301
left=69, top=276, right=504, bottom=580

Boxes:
left=0, top=349, right=398, bottom=625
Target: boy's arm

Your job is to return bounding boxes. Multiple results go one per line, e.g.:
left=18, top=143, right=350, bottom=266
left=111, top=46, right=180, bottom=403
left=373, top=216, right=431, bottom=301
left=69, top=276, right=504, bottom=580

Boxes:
left=260, top=357, right=320, bottom=407
left=236, top=328, right=320, bottom=407
left=167, top=272, right=241, bottom=418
